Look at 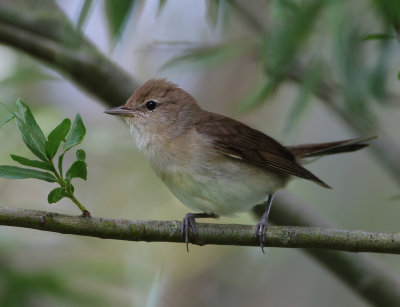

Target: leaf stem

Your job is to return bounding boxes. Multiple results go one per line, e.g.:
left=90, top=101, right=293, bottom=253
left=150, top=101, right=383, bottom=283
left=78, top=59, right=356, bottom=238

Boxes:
left=49, top=159, right=90, bottom=216
left=70, top=195, right=90, bottom=217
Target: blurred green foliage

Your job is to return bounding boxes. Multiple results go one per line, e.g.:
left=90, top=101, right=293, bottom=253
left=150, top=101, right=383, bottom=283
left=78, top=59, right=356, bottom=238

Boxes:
left=156, top=0, right=400, bottom=133
left=104, top=0, right=136, bottom=44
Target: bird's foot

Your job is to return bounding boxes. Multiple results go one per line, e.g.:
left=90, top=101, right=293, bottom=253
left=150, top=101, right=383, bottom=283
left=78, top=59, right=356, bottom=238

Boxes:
left=254, top=220, right=268, bottom=253
left=181, top=213, right=197, bottom=252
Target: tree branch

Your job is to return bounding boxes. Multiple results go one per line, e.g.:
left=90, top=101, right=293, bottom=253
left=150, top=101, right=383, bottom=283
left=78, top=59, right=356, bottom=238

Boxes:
left=1, top=207, right=400, bottom=253
left=268, top=195, right=400, bottom=307
left=0, top=1, right=137, bottom=107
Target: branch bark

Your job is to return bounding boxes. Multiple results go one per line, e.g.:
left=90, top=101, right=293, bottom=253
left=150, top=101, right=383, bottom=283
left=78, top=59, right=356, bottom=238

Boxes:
left=1, top=207, right=400, bottom=253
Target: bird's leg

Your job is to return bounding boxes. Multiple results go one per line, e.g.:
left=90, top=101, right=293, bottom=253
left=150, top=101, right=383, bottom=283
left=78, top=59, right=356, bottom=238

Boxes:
left=181, top=212, right=218, bottom=251
left=254, top=194, right=275, bottom=253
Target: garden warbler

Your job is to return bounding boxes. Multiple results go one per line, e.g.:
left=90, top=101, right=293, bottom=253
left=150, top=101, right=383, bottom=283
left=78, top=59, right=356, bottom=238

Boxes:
left=105, top=79, right=374, bottom=251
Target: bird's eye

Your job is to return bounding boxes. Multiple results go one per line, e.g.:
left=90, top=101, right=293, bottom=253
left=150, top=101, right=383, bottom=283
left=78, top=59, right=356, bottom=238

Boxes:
left=145, top=100, right=157, bottom=111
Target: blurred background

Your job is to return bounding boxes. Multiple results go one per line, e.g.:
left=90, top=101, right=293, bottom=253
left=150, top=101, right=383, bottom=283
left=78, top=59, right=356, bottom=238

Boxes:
left=0, top=0, right=400, bottom=306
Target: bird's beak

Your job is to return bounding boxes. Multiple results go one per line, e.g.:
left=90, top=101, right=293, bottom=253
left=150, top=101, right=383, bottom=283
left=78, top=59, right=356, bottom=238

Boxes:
left=104, top=106, right=135, bottom=116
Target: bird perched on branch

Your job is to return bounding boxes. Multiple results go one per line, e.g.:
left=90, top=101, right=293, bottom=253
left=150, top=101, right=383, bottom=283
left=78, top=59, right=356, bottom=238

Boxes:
left=105, top=79, right=374, bottom=251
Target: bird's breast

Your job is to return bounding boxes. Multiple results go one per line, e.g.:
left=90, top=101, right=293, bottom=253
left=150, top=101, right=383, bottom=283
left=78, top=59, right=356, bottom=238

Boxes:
left=128, top=124, right=289, bottom=215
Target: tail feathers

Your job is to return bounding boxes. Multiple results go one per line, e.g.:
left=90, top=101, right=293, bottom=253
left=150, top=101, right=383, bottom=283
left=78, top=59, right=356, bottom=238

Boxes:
left=287, top=136, right=377, bottom=158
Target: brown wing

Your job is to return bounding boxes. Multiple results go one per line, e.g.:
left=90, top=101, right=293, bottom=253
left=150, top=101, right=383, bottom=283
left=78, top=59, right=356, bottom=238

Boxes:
left=195, top=112, right=330, bottom=188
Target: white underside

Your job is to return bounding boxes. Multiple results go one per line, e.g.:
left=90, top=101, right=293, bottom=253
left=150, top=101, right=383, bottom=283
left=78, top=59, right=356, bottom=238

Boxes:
left=161, top=160, right=287, bottom=216
left=127, top=120, right=288, bottom=216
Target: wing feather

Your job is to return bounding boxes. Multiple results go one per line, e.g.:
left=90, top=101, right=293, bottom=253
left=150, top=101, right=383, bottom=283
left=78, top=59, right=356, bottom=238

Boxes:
left=195, top=112, right=330, bottom=188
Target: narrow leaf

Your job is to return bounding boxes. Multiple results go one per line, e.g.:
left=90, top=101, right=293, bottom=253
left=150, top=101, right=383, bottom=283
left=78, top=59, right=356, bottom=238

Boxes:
left=63, top=114, right=86, bottom=153
left=0, top=112, right=15, bottom=129
left=239, top=78, right=280, bottom=112
left=11, top=154, right=53, bottom=171
left=284, top=64, right=321, bottom=132
left=46, top=118, right=71, bottom=159
left=14, top=99, right=47, bottom=161
left=0, top=165, right=57, bottom=182
left=0, top=67, right=58, bottom=86
left=261, top=0, right=324, bottom=91
left=66, top=161, right=87, bottom=181
left=58, top=153, right=65, bottom=177
left=77, top=0, right=94, bottom=30
left=76, top=149, right=86, bottom=161
left=362, top=33, right=395, bottom=41
left=206, top=0, right=220, bottom=28
left=48, top=187, right=70, bottom=204
left=157, top=0, right=167, bottom=16
left=162, top=43, right=248, bottom=71
left=105, top=0, right=135, bottom=42
left=388, top=194, right=400, bottom=202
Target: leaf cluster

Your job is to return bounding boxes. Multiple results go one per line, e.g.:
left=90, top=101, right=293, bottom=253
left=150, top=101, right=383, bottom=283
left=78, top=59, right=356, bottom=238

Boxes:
left=0, top=99, right=88, bottom=214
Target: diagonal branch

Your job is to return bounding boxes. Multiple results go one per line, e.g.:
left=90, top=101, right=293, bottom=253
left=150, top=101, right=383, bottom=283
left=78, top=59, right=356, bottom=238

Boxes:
left=0, top=1, right=137, bottom=107
left=1, top=207, right=400, bottom=253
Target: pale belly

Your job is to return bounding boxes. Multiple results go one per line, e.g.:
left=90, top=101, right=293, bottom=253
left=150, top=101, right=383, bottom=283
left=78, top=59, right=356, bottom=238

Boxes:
left=158, top=158, right=289, bottom=216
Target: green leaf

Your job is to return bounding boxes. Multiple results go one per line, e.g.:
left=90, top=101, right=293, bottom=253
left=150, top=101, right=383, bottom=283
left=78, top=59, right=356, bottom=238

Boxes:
left=46, top=118, right=71, bottom=159
left=14, top=99, right=47, bottom=161
left=388, top=194, right=400, bottom=201
left=58, top=153, right=65, bottom=177
left=0, top=67, right=58, bottom=86
left=372, top=0, right=400, bottom=30
left=206, top=0, right=220, bottom=28
left=66, top=161, right=87, bottom=181
left=284, top=64, right=321, bottom=132
left=362, top=33, right=395, bottom=41
left=258, top=0, right=324, bottom=100
left=48, top=187, right=70, bottom=204
left=76, top=149, right=86, bottom=161
left=239, top=77, right=279, bottom=112
left=0, top=165, right=57, bottom=182
left=10, top=154, right=53, bottom=171
left=105, top=0, right=135, bottom=42
left=77, top=0, right=94, bottom=30
left=0, top=112, right=15, bottom=129
left=157, top=0, right=167, bottom=16
left=162, top=42, right=249, bottom=71
left=397, top=70, right=400, bottom=81
left=63, top=114, right=86, bottom=153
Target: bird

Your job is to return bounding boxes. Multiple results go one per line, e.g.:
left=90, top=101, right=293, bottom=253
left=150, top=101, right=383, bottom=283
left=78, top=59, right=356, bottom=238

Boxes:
left=105, top=78, right=374, bottom=251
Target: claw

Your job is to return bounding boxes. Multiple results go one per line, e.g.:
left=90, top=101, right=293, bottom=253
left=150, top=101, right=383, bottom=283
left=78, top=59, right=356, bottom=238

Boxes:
left=254, top=221, right=268, bottom=253
left=254, top=194, right=274, bottom=253
left=181, top=213, right=197, bottom=252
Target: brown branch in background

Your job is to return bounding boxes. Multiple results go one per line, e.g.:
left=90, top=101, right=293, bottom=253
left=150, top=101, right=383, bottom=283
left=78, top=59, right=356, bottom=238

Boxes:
left=0, top=2, right=137, bottom=107
left=267, top=194, right=400, bottom=307
left=0, top=207, right=400, bottom=253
